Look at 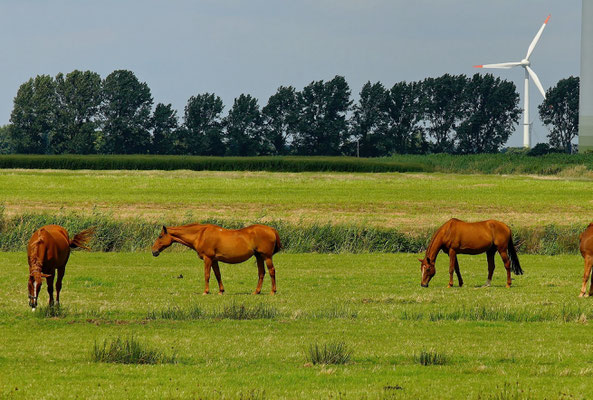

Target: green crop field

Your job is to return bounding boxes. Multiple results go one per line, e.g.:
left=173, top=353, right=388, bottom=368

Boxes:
left=1, top=169, right=592, bottom=230
left=0, top=252, right=591, bottom=399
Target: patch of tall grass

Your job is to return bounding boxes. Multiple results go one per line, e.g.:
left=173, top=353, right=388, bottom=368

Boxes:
left=400, top=304, right=593, bottom=323
left=414, top=350, right=448, bottom=366
left=305, top=341, right=352, bottom=365
left=91, top=336, right=176, bottom=364
left=0, top=209, right=587, bottom=254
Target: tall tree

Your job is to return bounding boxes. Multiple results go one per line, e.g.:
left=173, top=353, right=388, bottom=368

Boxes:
left=538, top=76, right=580, bottom=153
left=9, top=75, right=57, bottom=153
left=262, top=86, right=298, bottom=155
left=420, top=74, right=467, bottom=153
left=151, top=103, right=179, bottom=154
left=387, top=81, right=426, bottom=154
left=0, top=125, right=15, bottom=154
left=293, top=75, right=352, bottom=155
left=53, top=70, right=102, bottom=154
left=350, top=81, right=390, bottom=157
left=100, top=70, right=153, bottom=154
left=456, top=74, right=520, bottom=154
left=182, top=93, right=225, bottom=155
left=224, top=94, right=263, bottom=156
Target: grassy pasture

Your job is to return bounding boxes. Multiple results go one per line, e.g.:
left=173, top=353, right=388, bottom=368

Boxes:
left=0, top=251, right=592, bottom=399
left=1, top=169, right=592, bottom=231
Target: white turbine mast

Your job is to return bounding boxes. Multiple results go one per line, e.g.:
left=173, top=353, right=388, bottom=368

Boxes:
left=474, top=15, right=550, bottom=149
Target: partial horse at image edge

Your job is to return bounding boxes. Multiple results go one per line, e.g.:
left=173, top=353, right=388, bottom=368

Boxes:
left=27, top=225, right=95, bottom=309
left=579, top=223, right=593, bottom=297
left=419, top=218, right=522, bottom=288
left=151, top=223, right=281, bottom=295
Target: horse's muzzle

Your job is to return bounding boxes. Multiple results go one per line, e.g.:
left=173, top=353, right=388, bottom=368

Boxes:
left=152, top=250, right=160, bottom=257
left=421, top=283, right=429, bottom=288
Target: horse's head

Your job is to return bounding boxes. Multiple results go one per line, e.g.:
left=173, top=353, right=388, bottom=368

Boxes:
left=152, top=226, right=173, bottom=257
left=28, top=271, right=51, bottom=310
left=419, top=257, right=435, bottom=287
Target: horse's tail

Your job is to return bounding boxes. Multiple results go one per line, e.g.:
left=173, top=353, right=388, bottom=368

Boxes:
left=508, top=235, right=523, bottom=275
left=273, top=228, right=282, bottom=254
left=70, top=227, right=95, bottom=250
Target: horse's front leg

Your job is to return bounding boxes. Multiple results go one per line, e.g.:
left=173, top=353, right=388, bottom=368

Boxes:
left=580, top=255, right=593, bottom=297
left=202, top=256, right=212, bottom=295
left=447, top=250, right=456, bottom=288
left=211, top=261, right=225, bottom=295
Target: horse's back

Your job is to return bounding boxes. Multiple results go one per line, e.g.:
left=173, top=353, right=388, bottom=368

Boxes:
left=580, top=223, right=593, bottom=257
left=28, top=225, right=71, bottom=268
left=445, top=219, right=510, bottom=252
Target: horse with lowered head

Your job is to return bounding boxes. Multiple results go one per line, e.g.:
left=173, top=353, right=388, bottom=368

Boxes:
left=27, top=225, right=94, bottom=310
left=419, top=218, right=523, bottom=288
left=152, top=223, right=282, bottom=295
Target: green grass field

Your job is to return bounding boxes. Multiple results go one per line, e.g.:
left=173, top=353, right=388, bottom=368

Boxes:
left=0, top=251, right=591, bottom=399
left=1, top=169, right=592, bottom=230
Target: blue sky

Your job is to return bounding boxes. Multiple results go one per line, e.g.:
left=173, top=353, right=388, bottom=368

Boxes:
left=0, top=0, right=581, bottom=146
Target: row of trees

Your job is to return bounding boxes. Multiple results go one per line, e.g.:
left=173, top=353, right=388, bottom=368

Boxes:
left=0, top=70, right=579, bottom=156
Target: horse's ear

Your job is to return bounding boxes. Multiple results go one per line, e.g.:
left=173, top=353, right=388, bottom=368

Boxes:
left=418, top=258, right=424, bottom=263
left=162, top=226, right=168, bottom=234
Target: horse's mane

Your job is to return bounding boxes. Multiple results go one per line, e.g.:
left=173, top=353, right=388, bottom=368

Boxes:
left=29, top=233, right=45, bottom=274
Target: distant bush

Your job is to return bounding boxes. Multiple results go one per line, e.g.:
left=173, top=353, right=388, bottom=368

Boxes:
left=0, top=154, right=428, bottom=173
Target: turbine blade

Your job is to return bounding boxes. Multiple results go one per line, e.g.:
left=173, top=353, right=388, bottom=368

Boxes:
left=474, top=62, right=521, bottom=69
left=526, top=66, right=546, bottom=98
left=526, top=14, right=550, bottom=60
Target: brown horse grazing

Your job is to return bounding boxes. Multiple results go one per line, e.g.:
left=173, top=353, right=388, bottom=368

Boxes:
left=578, top=223, right=593, bottom=297
left=418, top=218, right=523, bottom=288
left=151, top=223, right=282, bottom=295
left=27, top=225, right=94, bottom=310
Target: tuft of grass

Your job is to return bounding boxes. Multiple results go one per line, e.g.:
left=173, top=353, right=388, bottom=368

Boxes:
left=34, top=305, right=69, bottom=318
left=477, top=382, right=531, bottom=400
left=146, top=305, right=203, bottom=320
left=305, top=341, right=352, bottom=365
left=213, top=301, right=279, bottom=320
left=308, top=304, right=358, bottom=319
left=91, top=336, right=176, bottom=364
left=414, top=350, right=448, bottom=366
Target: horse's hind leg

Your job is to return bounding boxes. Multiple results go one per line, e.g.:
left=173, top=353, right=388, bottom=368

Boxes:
left=454, top=255, right=463, bottom=287
left=211, top=261, right=225, bottom=295
left=56, top=267, right=65, bottom=305
left=580, top=255, right=593, bottom=297
left=46, top=274, right=55, bottom=306
left=265, top=257, right=277, bottom=295
left=484, top=249, right=496, bottom=287
left=253, top=255, right=266, bottom=295
left=499, top=249, right=512, bottom=288
left=447, top=250, right=456, bottom=288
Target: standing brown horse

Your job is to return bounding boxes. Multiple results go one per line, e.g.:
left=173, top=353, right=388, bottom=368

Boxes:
left=418, top=218, right=522, bottom=288
left=27, top=225, right=94, bottom=310
left=579, top=223, right=593, bottom=297
left=151, top=223, right=282, bottom=295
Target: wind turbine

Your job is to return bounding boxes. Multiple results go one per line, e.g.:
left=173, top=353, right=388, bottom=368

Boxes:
left=474, top=15, right=550, bottom=148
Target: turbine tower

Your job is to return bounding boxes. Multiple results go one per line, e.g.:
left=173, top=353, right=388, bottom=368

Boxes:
left=580, top=0, right=593, bottom=152
left=474, top=15, right=550, bottom=149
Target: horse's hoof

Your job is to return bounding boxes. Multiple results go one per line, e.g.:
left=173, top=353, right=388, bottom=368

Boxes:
left=31, top=308, right=36, bottom=312
left=447, top=285, right=453, bottom=288
left=579, top=292, right=585, bottom=298
left=202, top=292, right=209, bottom=295
left=584, top=293, right=590, bottom=298
left=270, top=291, right=276, bottom=295
left=217, top=291, right=224, bottom=296
left=252, top=291, right=261, bottom=295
